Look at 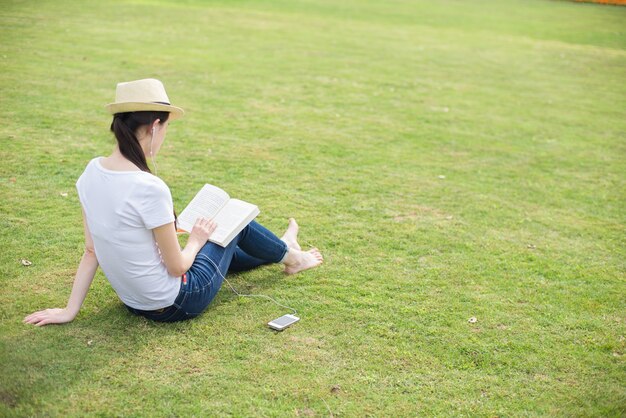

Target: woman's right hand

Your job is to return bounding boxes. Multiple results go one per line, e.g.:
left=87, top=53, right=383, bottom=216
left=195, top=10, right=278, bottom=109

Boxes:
left=23, top=308, right=75, bottom=326
left=188, top=217, right=218, bottom=247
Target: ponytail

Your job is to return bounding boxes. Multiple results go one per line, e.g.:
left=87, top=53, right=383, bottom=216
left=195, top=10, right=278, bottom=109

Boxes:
left=110, top=111, right=177, bottom=226
left=110, top=111, right=169, bottom=173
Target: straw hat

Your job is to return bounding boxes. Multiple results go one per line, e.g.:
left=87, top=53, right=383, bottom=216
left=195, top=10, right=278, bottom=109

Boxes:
left=105, top=78, right=184, bottom=120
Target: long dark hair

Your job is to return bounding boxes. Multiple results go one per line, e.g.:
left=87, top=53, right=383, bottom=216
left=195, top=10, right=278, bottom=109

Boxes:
left=110, top=111, right=177, bottom=227
left=110, top=111, right=170, bottom=173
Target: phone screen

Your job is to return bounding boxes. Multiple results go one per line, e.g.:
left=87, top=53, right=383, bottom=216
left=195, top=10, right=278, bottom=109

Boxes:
left=272, top=315, right=298, bottom=327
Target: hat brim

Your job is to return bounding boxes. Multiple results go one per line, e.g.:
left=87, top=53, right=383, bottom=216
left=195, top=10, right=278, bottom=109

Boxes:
left=105, top=102, right=184, bottom=121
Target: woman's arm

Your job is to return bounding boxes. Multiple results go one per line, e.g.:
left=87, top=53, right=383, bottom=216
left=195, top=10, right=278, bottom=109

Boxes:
left=153, top=218, right=217, bottom=277
left=24, top=209, right=99, bottom=326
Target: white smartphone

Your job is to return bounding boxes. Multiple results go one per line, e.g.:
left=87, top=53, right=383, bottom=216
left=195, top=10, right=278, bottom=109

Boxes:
left=268, top=314, right=300, bottom=331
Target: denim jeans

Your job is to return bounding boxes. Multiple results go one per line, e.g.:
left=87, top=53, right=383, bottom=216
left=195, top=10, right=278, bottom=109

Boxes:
left=126, top=220, right=288, bottom=322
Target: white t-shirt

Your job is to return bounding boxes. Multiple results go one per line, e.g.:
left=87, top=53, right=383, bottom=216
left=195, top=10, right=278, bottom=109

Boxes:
left=76, top=157, right=180, bottom=310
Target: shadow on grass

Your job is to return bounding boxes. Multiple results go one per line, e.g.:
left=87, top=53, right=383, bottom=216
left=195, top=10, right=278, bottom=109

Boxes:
left=3, top=303, right=189, bottom=413
left=3, top=268, right=293, bottom=413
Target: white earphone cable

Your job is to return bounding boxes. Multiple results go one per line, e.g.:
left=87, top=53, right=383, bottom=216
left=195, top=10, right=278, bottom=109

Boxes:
left=150, top=127, right=158, bottom=176
left=204, top=257, right=297, bottom=315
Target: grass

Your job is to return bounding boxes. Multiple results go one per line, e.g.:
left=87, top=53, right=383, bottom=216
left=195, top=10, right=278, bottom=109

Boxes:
left=1, top=0, right=625, bottom=415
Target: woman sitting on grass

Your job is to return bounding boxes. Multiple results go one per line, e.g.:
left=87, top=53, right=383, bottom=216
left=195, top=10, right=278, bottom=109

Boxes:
left=24, top=78, right=323, bottom=326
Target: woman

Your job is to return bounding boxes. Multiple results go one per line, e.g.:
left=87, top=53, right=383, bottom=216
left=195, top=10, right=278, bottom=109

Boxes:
left=24, top=78, right=323, bottom=325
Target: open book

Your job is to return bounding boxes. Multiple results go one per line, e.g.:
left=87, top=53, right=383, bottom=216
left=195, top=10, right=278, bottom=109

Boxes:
left=177, top=184, right=260, bottom=247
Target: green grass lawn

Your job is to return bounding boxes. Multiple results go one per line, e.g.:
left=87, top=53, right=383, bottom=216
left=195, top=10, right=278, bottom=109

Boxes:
left=1, top=0, right=625, bottom=415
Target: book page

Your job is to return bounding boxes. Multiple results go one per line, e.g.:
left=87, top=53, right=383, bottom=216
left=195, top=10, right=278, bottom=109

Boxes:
left=177, top=184, right=230, bottom=232
left=210, top=199, right=260, bottom=246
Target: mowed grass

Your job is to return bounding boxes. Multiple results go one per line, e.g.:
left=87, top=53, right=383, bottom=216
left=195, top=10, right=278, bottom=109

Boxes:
left=1, top=0, right=625, bottom=415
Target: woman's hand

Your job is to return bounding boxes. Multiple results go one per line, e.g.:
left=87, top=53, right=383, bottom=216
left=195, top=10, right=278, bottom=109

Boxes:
left=188, top=217, right=218, bottom=247
left=154, top=218, right=217, bottom=277
left=23, top=308, right=76, bottom=326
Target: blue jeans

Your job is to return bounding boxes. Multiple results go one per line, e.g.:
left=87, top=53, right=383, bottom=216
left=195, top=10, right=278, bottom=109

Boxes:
left=126, top=220, right=288, bottom=322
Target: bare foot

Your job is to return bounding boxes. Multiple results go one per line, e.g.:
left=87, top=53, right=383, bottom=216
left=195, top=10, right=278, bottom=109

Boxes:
left=280, top=218, right=301, bottom=251
left=283, top=248, right=323, bottom=275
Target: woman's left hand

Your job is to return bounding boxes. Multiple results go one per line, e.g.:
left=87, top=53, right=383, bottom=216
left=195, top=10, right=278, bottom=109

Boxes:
left=23, top=308, right=75, bottom=326
left=188, top=217, right=218, bottom=247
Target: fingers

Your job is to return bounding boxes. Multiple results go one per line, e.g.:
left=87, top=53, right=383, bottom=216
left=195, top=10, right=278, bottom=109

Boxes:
left=194, top=217, right=212, bottom=227
left=23, top=310, right=45, bottom=323
left=194, top=217, right=218, bottom=233
left=25, top=314, right=56, bottom=326
left=24, top=313, right=45, bottom=325
left=23, top=309, right=60, bottom=326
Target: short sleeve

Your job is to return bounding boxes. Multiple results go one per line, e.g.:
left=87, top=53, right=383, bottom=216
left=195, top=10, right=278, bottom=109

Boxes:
left=138, top=179, right=175, bottom=229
